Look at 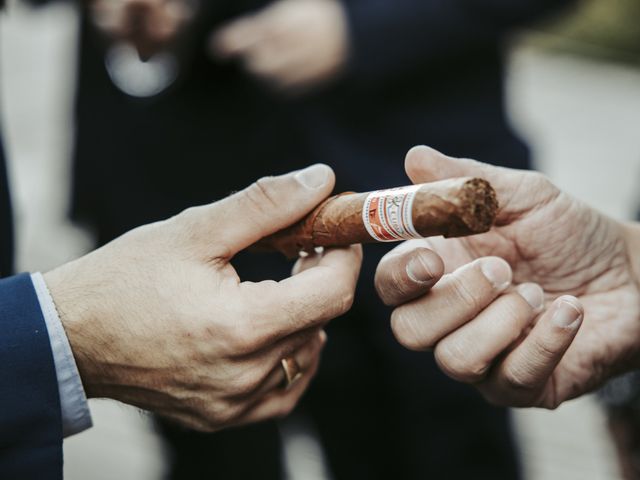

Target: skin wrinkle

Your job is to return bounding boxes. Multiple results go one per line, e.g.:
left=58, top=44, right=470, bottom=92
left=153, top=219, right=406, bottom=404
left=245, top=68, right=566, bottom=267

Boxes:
left=438, top=339, right=489, bottom=382
left=496, top=295, right=533, bottom=340
left=445, top=270, right=484, bottom=314
left=492, top=172, right=537, bottom=225
left=392, top=308, right=431, bottom=350
left=501, top=200, right=624, bottom=296
left=246, top=178, right=283, bottom=222
left=583, top=290, right=639, bottom=353
left=541, top=238, right=625, bottom=295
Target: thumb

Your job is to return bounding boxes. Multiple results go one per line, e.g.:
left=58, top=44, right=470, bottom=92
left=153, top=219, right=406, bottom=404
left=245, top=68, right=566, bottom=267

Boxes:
left=404, top=146, right=503, bottom=184
left=405, top=146, right=536, bottom=223
left=178, top=164, right=335, bottom=259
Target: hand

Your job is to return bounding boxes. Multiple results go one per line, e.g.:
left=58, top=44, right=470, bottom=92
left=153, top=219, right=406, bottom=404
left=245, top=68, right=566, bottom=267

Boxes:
left=90, top=0, right=195, bottom=59
left=44, top=164, right=361, bottom=431
left=375, top=146, right=640, bottom=409
left=211, top=0, right=349, bottom=92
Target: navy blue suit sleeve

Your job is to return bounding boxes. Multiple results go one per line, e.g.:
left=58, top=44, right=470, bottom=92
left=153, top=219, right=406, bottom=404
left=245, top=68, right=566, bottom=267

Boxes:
left=0, top=274, right=63, bottom=480
left=342, top=0, right=574, bottom=84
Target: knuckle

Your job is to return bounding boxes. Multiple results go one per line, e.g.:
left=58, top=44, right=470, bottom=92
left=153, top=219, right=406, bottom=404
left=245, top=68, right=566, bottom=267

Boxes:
left=447, top=275, right=481, bottom=313
left=232, top=369, right=266, bottom=397
left=540, top=397, right=562, bottom=410
left=186, top=400, right=229, bottom=432
left=172, top=205, right=199, bottom=226
left=390, top=307, right=432, bottom=351
left=184, top=406, right=221, bottom=432
left=532, top=337, right=559, bottom=362
left=501, top=296, right=529, bottom=323
left=435, top=341, right=488, bottom=383
left=169, top=205, right=233, bottom=259
left=526, top=170, right=550, bottom=187
left=524, top=171, right=561, bottom=201
left=501, top=364, right=538, bottom=392
left=376, top=263, right=410, bottom=306
left=320, top=278, right=356, bottom=318
left=205, top=400, right=241, bottom=427
left=211, top=410, right=235, bottom=428
left=176, top=415, right=213, bottom=433
left=168, top=207, right=205, bottom=242
left=337, top=288, right=355, bottom=314
left=243, top=176, right=280, bottom=216
left=223, top=323, right=265, bottom=356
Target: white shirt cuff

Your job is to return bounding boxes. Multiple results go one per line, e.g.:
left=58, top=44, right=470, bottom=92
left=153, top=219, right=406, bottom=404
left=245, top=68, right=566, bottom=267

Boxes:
left=31, top=272, right=92, bottom=437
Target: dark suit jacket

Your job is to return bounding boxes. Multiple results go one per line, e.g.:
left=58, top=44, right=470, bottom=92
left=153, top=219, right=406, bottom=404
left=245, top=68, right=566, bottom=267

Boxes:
left=0, top=271, right=63, bottom=479
left=70, top=1, right=571, bottom=478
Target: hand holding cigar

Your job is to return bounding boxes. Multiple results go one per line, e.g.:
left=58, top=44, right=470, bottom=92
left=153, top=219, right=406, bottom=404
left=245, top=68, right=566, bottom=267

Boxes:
left=253, top=177, right=498, bottom=258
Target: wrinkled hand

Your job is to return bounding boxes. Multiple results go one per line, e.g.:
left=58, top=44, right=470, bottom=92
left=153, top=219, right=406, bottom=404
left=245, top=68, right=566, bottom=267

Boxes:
left=375, top=146, right=640, bottom=409
left=211, top=0, right=349, bottom=92
left=45, top=164, right=361, bottom=431
left=90, top=0, right=195, bottom=59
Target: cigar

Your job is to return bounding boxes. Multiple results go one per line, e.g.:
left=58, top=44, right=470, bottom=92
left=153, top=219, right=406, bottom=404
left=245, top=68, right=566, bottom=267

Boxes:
left=252, top=177, right=498, bottom=258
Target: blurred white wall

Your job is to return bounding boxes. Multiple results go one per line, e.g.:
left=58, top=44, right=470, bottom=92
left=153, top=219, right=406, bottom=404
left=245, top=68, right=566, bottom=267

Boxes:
left=3, top=2, right=640, bottom=479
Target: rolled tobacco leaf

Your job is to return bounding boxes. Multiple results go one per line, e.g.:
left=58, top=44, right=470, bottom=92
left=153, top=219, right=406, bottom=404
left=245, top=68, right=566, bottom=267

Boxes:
left=252, top=177, right=498, bottom=258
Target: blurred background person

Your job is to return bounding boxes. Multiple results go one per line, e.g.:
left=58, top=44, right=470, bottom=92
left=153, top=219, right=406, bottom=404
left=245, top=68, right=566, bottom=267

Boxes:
left=69, top=0, right=574, bottom=479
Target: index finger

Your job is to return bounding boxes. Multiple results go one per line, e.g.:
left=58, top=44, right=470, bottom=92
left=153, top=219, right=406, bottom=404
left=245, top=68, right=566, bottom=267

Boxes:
left=242, top=245, right=362, bottom=340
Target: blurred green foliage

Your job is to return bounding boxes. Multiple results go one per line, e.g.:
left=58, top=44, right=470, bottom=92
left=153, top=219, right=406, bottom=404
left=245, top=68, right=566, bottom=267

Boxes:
left=536, top=0, right=640, bottom=65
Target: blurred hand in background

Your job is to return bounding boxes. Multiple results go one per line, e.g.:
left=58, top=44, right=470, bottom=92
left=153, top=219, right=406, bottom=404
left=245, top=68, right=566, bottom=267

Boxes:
left=90, top=0, right=196, bottom=59
left=211, top=0, right=349, bottom=92
left=376, top=146, right=640, bottom=410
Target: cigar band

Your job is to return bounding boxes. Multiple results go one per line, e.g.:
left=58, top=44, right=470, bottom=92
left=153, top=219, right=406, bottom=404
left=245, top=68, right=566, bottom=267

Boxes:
left=363, top=185, right=422, bottom=242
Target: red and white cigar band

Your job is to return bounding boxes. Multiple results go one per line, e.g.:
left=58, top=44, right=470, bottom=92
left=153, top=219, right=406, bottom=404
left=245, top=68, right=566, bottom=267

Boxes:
left=362, top=185, right=422, bottom=242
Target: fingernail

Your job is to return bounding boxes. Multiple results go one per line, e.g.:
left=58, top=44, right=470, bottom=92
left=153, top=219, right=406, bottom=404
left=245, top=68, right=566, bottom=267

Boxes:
left=552, top=297, right=583, bottom=328
left=517, top=283, right=544, bottom=312
left=295, top=164, right=331, bottom=189
left=406, top=252, right=437, bottom=284
left=319, top=330, right=328, bottom=344
left=479, top=257, right=512, bottom=291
